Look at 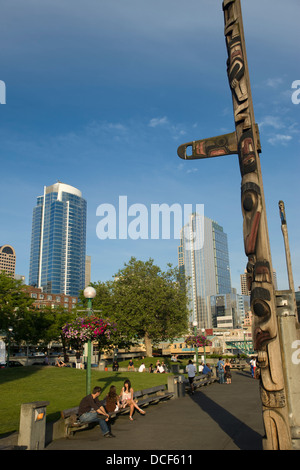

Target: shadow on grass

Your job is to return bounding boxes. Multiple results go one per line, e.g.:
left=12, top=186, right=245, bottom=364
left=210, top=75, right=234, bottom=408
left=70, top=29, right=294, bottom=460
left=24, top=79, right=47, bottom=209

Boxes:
left=95, top=371, right=132, bottom=393
left=0, top=364, right=42, bottom=386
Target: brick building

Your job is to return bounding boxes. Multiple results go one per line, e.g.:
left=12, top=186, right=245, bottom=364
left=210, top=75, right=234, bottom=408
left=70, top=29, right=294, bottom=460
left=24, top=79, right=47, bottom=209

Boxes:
left=24, top=285, right=78, bottom=311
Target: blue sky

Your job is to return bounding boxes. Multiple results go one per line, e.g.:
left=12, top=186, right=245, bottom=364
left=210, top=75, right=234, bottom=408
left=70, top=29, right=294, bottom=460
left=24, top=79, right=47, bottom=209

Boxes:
left=0, top=0, right=299, bottom=294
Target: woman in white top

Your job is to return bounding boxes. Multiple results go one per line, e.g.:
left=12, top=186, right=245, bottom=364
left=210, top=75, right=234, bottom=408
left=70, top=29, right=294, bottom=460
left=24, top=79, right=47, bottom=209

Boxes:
left=119, top=379, right=146, bottom=421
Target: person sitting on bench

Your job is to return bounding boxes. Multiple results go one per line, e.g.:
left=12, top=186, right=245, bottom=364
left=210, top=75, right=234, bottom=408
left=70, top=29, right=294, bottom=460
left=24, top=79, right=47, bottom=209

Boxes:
left=78, top=386, right=115, bottom=438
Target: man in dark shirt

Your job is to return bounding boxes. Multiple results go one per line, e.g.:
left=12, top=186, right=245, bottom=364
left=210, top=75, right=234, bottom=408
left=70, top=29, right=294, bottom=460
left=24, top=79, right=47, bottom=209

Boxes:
left=78, top=386, right=115, bottom=438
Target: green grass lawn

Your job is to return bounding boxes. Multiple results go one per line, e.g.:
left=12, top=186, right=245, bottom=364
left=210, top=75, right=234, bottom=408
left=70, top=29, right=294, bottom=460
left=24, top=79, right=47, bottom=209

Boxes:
left=0, top=365, right=172, bottom=437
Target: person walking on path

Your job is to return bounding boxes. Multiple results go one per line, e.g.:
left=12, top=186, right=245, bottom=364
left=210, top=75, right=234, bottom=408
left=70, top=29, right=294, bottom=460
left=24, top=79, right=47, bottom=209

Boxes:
left=186, top=359, right=197, bottom=394
left=250, top=357, right=256, bottom=378
left=78, top=386, right=115, bottom=438
left=217, top=357, right=225, bottom=384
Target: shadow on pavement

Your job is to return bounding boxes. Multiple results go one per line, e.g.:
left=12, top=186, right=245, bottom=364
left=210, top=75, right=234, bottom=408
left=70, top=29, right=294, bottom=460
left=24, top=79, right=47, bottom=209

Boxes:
left=190, top=386, right=263, bottom=450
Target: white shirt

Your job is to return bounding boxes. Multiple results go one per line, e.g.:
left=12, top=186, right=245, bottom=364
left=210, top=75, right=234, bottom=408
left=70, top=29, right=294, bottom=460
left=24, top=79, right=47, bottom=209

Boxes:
left=186, top=363, right=196, bottom=377
left=138, top=364, right=145, bottom=372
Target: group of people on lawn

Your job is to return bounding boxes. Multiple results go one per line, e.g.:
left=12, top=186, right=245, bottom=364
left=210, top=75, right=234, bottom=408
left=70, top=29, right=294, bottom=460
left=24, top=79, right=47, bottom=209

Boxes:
left=134, top=359, right=168, bottom=373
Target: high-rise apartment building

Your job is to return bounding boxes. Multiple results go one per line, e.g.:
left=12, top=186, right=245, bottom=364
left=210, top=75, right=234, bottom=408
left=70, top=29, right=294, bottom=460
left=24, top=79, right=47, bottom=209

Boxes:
left=29, top=182, right=87, bottom=297
left=0, top=244, right=16, bottom=277
left=179, top=213, right=232, bottom=329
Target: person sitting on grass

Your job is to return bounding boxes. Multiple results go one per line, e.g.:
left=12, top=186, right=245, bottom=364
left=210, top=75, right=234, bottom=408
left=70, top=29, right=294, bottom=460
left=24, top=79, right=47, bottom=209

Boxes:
left=127, top=358, right=134, bottom=371
left=119, top=379, right=146, bottom=421
left=55, top=355, right=66, bottom=367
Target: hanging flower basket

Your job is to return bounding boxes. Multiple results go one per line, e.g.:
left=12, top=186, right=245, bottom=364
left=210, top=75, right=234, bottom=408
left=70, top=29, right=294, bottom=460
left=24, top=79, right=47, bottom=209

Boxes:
left=185, top=334, right=211, bottom=348
left=62, top=316, right=117, bottom=344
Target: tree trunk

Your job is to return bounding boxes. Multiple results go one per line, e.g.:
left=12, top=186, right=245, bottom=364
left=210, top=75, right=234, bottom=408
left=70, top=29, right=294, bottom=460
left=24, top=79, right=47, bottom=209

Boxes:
left=144, top=332, right=153, bottom=357
left=97, top=348, right=102, bottom=366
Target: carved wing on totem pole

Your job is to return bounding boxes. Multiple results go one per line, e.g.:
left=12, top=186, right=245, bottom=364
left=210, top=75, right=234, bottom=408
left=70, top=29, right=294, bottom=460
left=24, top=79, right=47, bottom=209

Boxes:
left=177, top=0, right=292, bottom=449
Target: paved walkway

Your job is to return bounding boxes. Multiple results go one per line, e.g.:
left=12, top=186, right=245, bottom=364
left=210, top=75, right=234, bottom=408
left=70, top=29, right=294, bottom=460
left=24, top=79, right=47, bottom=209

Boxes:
left=45, top=370, right=265, bottom=451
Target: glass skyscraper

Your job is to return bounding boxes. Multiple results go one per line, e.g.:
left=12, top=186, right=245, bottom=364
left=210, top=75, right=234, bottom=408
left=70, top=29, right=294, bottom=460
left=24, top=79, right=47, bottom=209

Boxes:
left=29, top=182, right=87, bottom=297
left=178, top=213, right=232, bottom=329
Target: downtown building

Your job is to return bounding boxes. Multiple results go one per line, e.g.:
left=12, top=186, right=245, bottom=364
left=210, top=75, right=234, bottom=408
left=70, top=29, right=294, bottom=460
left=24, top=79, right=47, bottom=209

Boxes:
left=0, top=244, right=16, bottom=277
left=29, top=182, right=87, bottom=297
left=178, top=213, right=232, bottom=329
left=209, top=289, right=250, bottom=329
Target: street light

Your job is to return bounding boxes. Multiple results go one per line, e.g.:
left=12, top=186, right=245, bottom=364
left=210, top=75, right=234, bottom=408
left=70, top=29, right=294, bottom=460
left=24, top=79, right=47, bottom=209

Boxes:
left=201, top=328, right=207, bottom=365
left=193, top=320, right=199, bottom=374
left=83, top=286, right=97, bottom=395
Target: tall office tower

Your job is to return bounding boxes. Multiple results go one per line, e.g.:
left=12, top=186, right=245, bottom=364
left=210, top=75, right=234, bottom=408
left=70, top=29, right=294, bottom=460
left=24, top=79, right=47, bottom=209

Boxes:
left=85, top=255, right=91, bottom=287
left=0, top=244, right=16, bottom=277
left=179, top=213, right=232, bottom=329
left=29, top=182, right=87, bottom=297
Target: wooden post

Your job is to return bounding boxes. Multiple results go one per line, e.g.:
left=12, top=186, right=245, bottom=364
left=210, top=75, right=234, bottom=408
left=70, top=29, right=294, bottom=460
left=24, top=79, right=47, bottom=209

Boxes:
left=177, top=0, right=299, bottom=449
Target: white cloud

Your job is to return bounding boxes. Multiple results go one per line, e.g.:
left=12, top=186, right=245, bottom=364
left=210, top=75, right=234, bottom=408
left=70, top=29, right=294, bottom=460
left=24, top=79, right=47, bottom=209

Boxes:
left=85, top=121, right=128, bottom=135
left=267, top=134, right=292, bottom=146
left=259, top=115, right=285, bottom=129
left=265, top=78, right=284, bottom=89
left=148, top=116, right=169, bottom=128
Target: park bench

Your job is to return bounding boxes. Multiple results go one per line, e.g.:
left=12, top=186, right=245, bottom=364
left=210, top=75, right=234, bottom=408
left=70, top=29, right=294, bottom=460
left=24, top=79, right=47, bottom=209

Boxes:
left=61, top=406, right=90, bottom=436
left=184, top=373, right=217, bottom=392
left=133, top=384, right=174, bottom=407
left=230, top=363, right=246, bottom=371
left=61, top=384, right=174, bottom=437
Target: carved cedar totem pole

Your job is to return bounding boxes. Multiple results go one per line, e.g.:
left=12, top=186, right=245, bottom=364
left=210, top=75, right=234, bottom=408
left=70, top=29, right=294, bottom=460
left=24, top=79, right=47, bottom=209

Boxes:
left=178, top=0, right=292, bottom=449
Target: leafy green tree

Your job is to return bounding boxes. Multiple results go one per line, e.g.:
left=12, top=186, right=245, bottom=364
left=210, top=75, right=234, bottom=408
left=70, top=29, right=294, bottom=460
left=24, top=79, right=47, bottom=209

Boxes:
left=0, top=272, right=35, bottom=340
left=78, top=281, right=135, bottom=360
left=40, top=306, right=77, bottom=357
left=12, top=308, right=53, bottom=348
left=110, top=257, right=189, bottom=356
left=0, top=273, right=77, bottom=354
